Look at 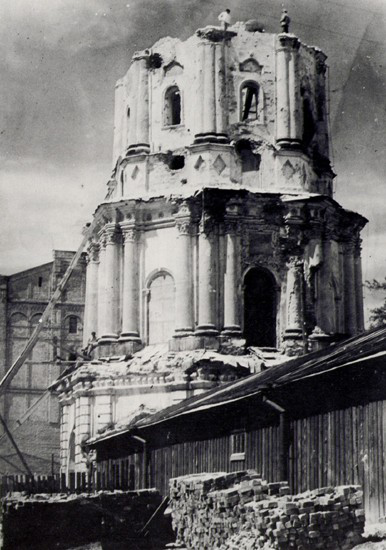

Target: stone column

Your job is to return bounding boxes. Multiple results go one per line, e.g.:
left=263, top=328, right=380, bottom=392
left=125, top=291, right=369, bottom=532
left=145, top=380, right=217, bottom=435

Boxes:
left=276, top=35, right=301, bottom=147
left=202, top=42, right=216, bottom=139
left=120, top=223, right=141, bottom=346
left=75, top=394, right=91, bottom=470
left=112, top=79, right=125, bottom=163
left=222, top=220, right=241, bottom=335
left=283, top=256, right=305, bottom=355
left=288, top=45, right=301, bottom=142
left=173, top=216, right=194, bottom=338
left=97, top=232, right=107, bottom=339
left=354, top=240, right=365, bottom=332
left=344, top=241, right=357, bottom=336
left=135, top=53, right=150, bottom=153
left=196, top=217, right=219, bottom=336
left=127, top=61, right=139, bottom=149
left=214, top=41, right=228, bottom=141
left=99, top=224, right=120, bottom=343
left=83, top=242, right=99, bottom=346
left=194, top=39, right=217, bottom=143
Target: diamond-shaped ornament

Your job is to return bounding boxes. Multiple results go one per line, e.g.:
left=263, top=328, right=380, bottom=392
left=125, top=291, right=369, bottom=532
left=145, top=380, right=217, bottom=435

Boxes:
left=213, top=154, right=226, bottom=175
left=282, top=160, right=295, bottom=179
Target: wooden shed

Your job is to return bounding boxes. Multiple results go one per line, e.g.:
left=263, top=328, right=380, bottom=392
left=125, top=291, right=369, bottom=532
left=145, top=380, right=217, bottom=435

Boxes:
left=88, top=327, right=386, bottom=524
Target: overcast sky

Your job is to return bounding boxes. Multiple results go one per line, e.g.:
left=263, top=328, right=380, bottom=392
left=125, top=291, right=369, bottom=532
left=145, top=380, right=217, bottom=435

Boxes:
left=0, top=0, right=385, bottom=321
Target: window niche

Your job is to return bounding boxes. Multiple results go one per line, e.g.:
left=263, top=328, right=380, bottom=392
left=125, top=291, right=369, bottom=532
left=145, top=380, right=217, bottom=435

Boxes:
left=164, top=86, right=181, bottom=126
left=240, top=81, right=263, bottom=122
left=147, top=272, right=175, bottom=344
left=235, top=140, right=261, bottom=173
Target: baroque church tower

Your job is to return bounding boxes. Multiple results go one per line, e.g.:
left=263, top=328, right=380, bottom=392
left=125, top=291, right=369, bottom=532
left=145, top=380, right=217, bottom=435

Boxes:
left=54, top=18, right=367, bottom=478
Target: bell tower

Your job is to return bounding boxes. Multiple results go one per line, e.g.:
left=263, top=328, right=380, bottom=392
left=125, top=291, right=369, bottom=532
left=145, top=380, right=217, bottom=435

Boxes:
left=57, top=15, right=367, bottom=477
left=82, top=19, right=365, bottom=356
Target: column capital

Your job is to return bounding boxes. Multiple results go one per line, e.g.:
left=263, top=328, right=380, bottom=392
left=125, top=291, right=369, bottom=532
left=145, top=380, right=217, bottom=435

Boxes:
left=196, top=27, right=237, bottom=43
left=223, top=217, right=242, bottom=235
left=86, top=241, right=100, bottom=263
left=120, top=222, right=138, bottom=243
left=277, top=34, right=300, bottom=51
left=175, top=218, right=192, bottom=236
left=199, top=215, right=216, bottom=236
left=286, top=255, right=303, bottom=269
left=104, top=223, right=120, bottom=245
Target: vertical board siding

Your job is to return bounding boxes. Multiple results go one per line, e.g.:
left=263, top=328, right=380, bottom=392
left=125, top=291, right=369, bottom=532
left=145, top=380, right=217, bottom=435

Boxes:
left=291, top=401, right=385, bottom=523
left=96, top=400, right=386, bottom=524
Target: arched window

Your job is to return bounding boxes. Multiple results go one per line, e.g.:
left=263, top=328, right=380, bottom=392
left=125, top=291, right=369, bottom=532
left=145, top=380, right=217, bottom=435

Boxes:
left=240, top=82, right=260, bottom=121
left=164, top=86, right=181, bottom=126
left=147, top=272, right=175, bottom=344
left=244, top=267, right=277, bottom=347
left=236, top=140, right=261, bottom=172
left=68, top=316, right=78, bottom=334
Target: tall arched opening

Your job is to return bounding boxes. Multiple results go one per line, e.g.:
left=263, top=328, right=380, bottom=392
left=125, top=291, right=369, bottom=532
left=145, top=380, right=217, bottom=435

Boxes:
left=243, top=267, right=277, bottom=347
left=147, top=272, right=175, bottom=344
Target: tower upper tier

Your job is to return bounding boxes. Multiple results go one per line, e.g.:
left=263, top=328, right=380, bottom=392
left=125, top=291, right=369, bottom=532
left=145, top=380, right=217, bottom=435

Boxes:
left=109, top=22, right=334, bottom=200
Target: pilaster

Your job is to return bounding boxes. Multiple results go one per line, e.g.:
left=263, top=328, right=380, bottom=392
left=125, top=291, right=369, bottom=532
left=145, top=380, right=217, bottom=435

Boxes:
left=83, top=242, right=99, bottom=346
left=276, top=34, right=301, bottom=148
left=283, top=256, right=305, bottom=356
left=119, top=222, right=142, bottom=353
left=343, top=240, right=358, bottom=336
left=194, top=27, right=234, bottom=144
left=354, top=239, right=364, bottom=332
left=173, top=204, right=194, bottom=339
left=222, top=203, right=242, bottom=336
left=196, top=215, right=219, bottom=337
left=127, top=51, right=150, bottom=154
left=98, top=224, right=120, bottom=345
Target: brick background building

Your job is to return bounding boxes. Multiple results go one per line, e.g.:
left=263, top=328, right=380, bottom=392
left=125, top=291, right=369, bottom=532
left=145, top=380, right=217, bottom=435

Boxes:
left=0, top=250, right=86, bottom=474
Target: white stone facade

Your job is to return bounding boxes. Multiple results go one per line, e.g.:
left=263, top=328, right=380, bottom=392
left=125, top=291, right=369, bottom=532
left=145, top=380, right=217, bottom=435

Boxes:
left=54, top=22, right=367, bottom=478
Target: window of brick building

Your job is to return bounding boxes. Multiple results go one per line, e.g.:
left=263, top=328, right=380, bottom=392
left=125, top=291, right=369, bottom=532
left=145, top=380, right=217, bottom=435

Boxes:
left=68, top=316, right=78, bottom=334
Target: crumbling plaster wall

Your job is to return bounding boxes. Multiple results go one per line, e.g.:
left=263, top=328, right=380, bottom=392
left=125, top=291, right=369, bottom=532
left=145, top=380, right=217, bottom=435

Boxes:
left=111, top=25, right=329, bottom=200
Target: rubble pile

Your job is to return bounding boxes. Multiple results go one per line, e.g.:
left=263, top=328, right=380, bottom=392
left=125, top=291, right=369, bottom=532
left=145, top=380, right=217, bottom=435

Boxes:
left=169, top=471, right=365, bottom=550
left=1, top=489, right=162, bottom=550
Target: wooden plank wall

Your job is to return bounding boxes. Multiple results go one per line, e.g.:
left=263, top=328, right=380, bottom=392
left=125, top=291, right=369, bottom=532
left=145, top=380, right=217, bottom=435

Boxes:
left=291, top=400, right=386, bottom=523
left=96, top=400, right=386, bottom=523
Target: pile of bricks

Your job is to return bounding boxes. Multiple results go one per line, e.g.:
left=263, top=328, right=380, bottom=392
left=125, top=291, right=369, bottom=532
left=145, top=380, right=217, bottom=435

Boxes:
left=169, top=471, right=365, bottom=550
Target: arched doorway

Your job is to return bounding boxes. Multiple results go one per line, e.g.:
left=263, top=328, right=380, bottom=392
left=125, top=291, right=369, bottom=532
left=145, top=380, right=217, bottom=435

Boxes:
left=147, top=272, right=175, bottom=344
left=243, top=267, right=277, bottom=347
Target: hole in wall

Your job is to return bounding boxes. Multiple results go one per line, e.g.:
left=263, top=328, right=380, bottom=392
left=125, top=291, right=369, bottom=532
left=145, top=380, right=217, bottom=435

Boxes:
left=168, top=155, right=185, bottom=170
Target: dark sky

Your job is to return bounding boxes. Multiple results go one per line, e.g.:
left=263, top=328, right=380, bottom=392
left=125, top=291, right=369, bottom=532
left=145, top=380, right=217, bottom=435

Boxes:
left=0, top=0, right=385, bottom=319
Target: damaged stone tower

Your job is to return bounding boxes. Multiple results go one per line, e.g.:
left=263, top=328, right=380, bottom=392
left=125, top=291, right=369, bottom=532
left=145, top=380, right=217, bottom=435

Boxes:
left=55, top=20, right=367, bottom=477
